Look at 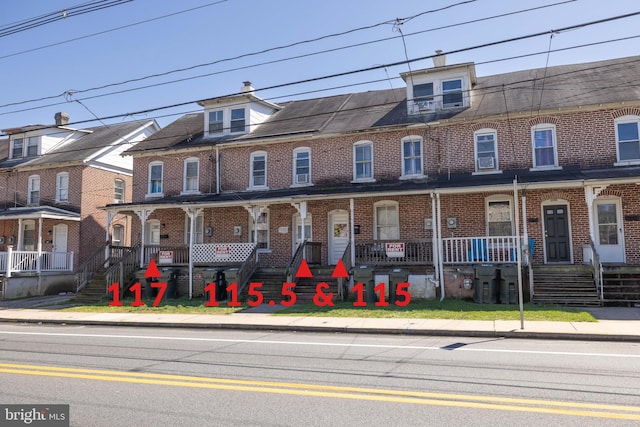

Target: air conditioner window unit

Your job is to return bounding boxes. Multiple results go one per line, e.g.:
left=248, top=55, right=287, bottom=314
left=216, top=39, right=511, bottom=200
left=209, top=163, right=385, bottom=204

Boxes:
left=415, top=99, right=435, bottom=111
left=296, top=173, right=309, bottom=184
left=477, top=157, right=495, bottom=169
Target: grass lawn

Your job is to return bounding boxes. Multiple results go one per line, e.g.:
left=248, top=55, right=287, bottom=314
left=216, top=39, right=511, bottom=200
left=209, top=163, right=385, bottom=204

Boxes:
left=61, top=296, right=596, bottom=321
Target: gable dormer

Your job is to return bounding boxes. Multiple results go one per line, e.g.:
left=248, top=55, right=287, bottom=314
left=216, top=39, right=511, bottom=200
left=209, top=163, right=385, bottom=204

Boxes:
left=199, top=82, right=281, bottom=138
left=400, top=53, right=477, bottom=115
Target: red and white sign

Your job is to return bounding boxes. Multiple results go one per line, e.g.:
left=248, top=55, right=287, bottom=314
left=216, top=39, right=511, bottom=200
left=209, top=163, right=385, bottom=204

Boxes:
left=158, top=251, right=173, bottom=264
left=214, top=245, right=232, bottom=259
left=385, top=242, right=405, bottom=257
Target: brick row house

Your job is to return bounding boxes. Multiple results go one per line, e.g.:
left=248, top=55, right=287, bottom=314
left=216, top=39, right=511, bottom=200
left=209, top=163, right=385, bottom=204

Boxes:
left=0, top=113, right=159, bottom=299
left=105, top=54, right=640, bottom=305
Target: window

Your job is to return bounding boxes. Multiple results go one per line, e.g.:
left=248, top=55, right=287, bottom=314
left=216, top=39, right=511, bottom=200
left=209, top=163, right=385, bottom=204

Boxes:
left=475, top=129, right=498, bottom=171
left=532, top=124, right=557, bottom=168
left=353, top=141, right=373, bottom=181
left=148, top=162, right=163, bottom=196
left=208, top=110, right=223, bottom=134
left=615, top=116, right=640, bottom=162
left=249, top=209, right=269, bottom=249
left=486, top=196, right=513, bottom=236
left=11, top=138, right=23, bottom=159
left=26, top=137, right=39, bottom=157
left=374, top=201, right=399, bottom=240
left=230, top=108, right=246, bottom=133
left=145, top=220, right=160, bottom=245
left=293, top=148, right=311, bottom=185
left=114, top=179, right=125, bottom=203
left=185, top=213, right=204, bottom=244
left=413, top=83, right=434, bottom=102
left=56, top=172, right=69, bottom=202
left=28, top=175, right=40, bottom=205
left=250, top=151, right=267, bottom=188
left=442, top=79, right=463, bottom=107
left=22, top=220, right=35, bottom=251
left=183, top=158, right=199, bottom=193
left=112, top=224, right=124, bottom=246
left=401, top=136, right=423, bottom=177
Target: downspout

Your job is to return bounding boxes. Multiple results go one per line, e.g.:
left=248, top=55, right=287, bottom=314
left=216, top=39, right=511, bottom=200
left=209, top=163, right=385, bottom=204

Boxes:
left=188, top=209, right=196, bottom=299
left=216, top=146, right=220, bottom=194
left=436, top=192, right=445, bottom=301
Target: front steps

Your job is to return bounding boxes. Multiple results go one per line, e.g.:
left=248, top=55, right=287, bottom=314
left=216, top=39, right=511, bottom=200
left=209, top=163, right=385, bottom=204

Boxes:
left=532, top=265, right=600, bottom=306
left=246, top=266, right=338, bottom=304
left=602, top=265, right=640, bottom=306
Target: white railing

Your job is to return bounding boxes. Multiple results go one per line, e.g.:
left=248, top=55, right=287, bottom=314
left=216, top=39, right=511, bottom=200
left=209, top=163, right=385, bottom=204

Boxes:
left=2, top=248, right=74, bottom=277
left=441, top=236, right=521, bottom=264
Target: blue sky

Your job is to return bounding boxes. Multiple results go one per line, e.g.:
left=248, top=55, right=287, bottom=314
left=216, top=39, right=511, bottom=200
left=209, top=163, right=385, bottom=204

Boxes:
left=1, top=0, right=639, bottom=131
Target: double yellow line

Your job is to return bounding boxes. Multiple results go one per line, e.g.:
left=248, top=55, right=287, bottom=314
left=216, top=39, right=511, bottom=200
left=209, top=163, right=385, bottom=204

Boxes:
left=1, top=362, right=639, bottom=420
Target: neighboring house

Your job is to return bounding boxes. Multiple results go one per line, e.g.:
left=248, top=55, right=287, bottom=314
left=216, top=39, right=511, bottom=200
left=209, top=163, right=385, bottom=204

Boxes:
left=0, top=112, right=159, bottom=299
left=107, top=55, right=640, bottom=305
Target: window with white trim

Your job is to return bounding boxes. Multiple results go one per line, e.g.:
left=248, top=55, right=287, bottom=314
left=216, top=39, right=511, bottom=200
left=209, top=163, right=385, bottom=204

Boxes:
left=615, top=115, right=640, bottom=163
left=112, top=224, right=124, bottom=246
left=183, top=158, right=199, bottom=193
left=401, top=135, right=423, bottom=177
left=114, top=179, right=125, bottom=203
left=208, top=110, right=223, bottom=134
left=148, top=162, right=163, bottom=196
left=374, top=201, right=399, bottom=240
left=475, top=129, right=498, bottom=172
left=532, top=124, right=558, bottom=168
left=28, top=175, right=40, bottom=206
left=293, top=147, right=311, bottom=185
left=22, top=220, right=35, bottom=251
left=230, top=108, right=246, bottom=133
left=56, top=172, right=69, bottom=202
left=249, top=209, right=269, bottom=249
left=250, top=151, right=267, bottom=189
left=26, top=137, right=39, bottom=157
left=442, top=79, right=463, bottom=107
left=185, top=212, right=204, bottom=244
left=353, top=141, right=373, bottom=181
left=486, top=196, right=513, bottom=236
left=11, top=138, right=23, bottom=159
left=145, top=220, right=160, bottom=245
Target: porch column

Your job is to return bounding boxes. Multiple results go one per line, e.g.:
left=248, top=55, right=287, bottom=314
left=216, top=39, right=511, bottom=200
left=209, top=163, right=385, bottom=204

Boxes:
left=105, top=210, right=115, bottom=263
left=430, top=193, right=438, bottom=283
left=436, top=192, right=444, bottom=301
left=182, top=207, right=203, bottom=299
left=17, top=219, right=23, bottom=250
left=291, top=201, right=308, bottom=256
left=37, top=217, right=43, bottom=273
left=350, top=199, right=355, bottom=267
left=134, top=208, right=155, bottom=268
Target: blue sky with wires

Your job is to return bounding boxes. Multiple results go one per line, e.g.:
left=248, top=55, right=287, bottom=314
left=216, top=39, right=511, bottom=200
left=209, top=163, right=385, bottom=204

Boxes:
left=1, top=0, right=640, bottom=132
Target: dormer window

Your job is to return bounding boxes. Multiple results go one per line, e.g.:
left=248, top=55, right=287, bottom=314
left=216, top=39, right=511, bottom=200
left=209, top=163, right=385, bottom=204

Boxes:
left=10, top=136, right=40, bottom=159
left=230, top=108, right=245, bottom=133
left=413, top=83, right=434, bottom=110
left=442, top=79, right=463, bottom=107
left=209, top=111, right=223, bottom=134
left=11, top=138, right=23, bottom=159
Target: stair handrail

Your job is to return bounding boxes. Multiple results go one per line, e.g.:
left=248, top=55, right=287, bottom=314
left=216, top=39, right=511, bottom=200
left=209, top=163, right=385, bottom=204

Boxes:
left=286, top=239, right=308, bottom=284
left=76, top=241, right=110, bottom=293
left=589, top=237, right=604, bottom=301
left=235, top=244, right=259, bottom=295
left=338, top=242, right=352, bottom=301
left=104, top=243, right=141, bottom=293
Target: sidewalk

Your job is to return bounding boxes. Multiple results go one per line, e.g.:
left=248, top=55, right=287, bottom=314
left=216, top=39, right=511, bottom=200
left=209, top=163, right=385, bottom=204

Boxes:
left=1, top=296, right=639, bottom=341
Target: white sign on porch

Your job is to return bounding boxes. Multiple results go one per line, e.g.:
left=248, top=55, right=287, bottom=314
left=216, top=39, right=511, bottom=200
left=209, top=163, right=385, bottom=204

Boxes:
left=158, top=251, right=173, bottom=264
left=214, top=245, right=232, bottom=259
left=385, top=242, right=405, bottom=258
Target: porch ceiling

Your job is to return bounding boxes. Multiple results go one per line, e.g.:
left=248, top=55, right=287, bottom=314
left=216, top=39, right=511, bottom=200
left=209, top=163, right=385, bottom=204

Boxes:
left=0, top=206, right=81, bottom=221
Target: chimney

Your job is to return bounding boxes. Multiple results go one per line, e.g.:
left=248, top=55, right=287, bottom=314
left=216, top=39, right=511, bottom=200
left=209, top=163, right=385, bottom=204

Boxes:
left=432, top=50, right=446, bottom=67
left=55, top=112, right=69, bottom=126
left=240, top=81, right=255, bottom=94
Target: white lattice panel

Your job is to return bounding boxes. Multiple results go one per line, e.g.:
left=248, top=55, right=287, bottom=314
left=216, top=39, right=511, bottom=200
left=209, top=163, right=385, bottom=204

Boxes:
left=193, top=243, right=255, bottom=263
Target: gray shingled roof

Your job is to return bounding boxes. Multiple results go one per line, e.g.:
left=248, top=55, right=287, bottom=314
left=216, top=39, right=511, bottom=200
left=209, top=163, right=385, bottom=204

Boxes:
left=126, top=55, right=640, bottom=154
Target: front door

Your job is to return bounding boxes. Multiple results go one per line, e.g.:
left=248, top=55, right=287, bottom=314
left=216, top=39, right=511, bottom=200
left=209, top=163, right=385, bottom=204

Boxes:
left=328, top=210, right=349, bottom=265
left=544, top=205, right=570, bottom=262
left=594, top=198, right=625, bottom=263
left=52, top=224, right=68, bottom=269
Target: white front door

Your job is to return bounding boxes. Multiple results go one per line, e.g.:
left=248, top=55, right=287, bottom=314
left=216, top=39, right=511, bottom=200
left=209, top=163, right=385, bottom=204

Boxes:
left=328, top=210, right=349, bottom=265
left=52, top=224, right=68, bottom=269
left=594, top=198, right=625, bottom=263
left=292, top=213, right=312, bottom=255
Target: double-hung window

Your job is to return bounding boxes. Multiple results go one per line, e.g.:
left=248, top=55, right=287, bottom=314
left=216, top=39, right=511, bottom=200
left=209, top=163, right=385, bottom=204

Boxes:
left=148, top=162, right=163, bottom=196
left=230, top=108, right=246, bottom=133
left=442, top=79, right=463, bottom=107
left=114, top=179, right=125, bottom=203
left=475, top=129, right=498, bottom=172
left=56, top=172, right=69, bottom=202
left=249, top=209, right=269, bottom=249
left=615, top=116, right=640, bottom=163
left=11, top=138, right=23, bottom=159
left=374, top=201, right=399, bottom=240
left=145, top=220, right=160, bottom=245
left=112, top=224, right=124, bottom=246
left=250, top=151, right=267, bottom=189
left=353, top=141, right=373, bottom=181
left=28, top=175, right=40, bottom=206
left=26, top=137, right=39, bottom=157
left=486, top=196, right=513, bottom=236
left=183, top=158, right=199, bottom=193
left=532, top=124, right=558, bottom=168
left=185, top=213, right=204, bottom=244
left=208, top=110, right=223, bottom=134
left=293, top=148, right=311, bottom=185
left=401, top=136, right=423, bottom=177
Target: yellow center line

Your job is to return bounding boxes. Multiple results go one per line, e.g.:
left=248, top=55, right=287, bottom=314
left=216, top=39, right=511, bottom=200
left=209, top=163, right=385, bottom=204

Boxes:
left=0, top=363, right=639, bottom=421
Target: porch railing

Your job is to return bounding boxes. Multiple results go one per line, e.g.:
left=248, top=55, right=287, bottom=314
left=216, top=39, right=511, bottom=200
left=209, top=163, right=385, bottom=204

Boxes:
left=105, top=243, right=141, bottom=293
left=441, top=236, right=521, bottom=264
left=235, top=244, right=259, bottom=295
left=354, top=240, right=433, bottom=265
left=286, top=240, right=307, bottom=283
left=1, top=248, right=75, bottom=278
left=76, top=242, right=110, bottom=293
left=589, top=237, right=604, bottom=301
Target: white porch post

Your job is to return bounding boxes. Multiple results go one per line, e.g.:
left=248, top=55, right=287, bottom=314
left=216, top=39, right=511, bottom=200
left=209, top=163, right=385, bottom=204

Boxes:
left=182, top=207, right=203, bottom=299
left=105, top=210, right=115, bottom=263
left=6, top=246, right=13, bottom=278
left=291, top=201, right=308, bottom=257
left=134, top=208, right=155, bottom=268
left=37, top=217, right=43, bottom=273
